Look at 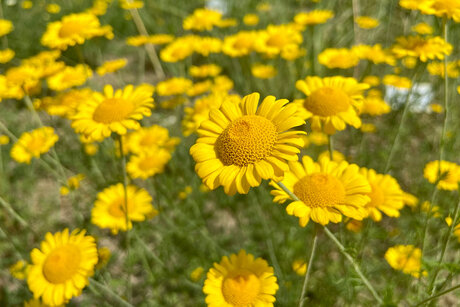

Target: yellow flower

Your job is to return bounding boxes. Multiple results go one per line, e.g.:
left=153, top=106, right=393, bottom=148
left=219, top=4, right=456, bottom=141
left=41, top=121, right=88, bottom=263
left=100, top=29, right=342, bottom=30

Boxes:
left=95, top=247, right=111, bottom=270
left=124, top=124, right=179, bottom=154
left=355, top=16, right=379, bottom=29
left=160, top=35, right=196, bottom=62
left=402, top=191, right=418, bottom=207
left=47, top=64, right=92, bottom=91
left=0, top=48, right=14, bottom=63
left=251, top=64, right=277, bottom=79
left=281, top=44, right=306, bottom=61
left=11, top=127, right=59, bottom=164
left=427, top=61, right=459, bottom=78
left=190, top=266, right=204, bottom=281
left=361, top=95, right=391, bottom=116
left=22, top=50, right=65, bottom=78
left=38, top=88, right=93, bottom=119
left=187, top=80, right=212, bottom=97
left=41, top=13, right=113, bottom=50
left=318, top=48, right=360, bottom=69
left=190, top=64, right=222, bottom=78
left=222, top=31, right=256, bottom=57
left=360, top=168, right=404, bottom=222
left=71, top=84, right=154, bottom=141
left=119, top=0, right=144, bottom=9
left=430, top=103, right=443, bottom=113
left=383, top=74, right=412, bottom=89
left=183, top=8, right=223, bottom=31
left=243, top=14, right=259, bottom=26
left=255, top=24, right=303, bottom=57
left=346, top=219, right=363, bottom=232
left=0, top=134, right=10, bottom=145
left=212, top=75, right=234, bottom=93
left=292, top=259, right=307, bottom=276
left=194, top=36, right=222, bottom=56
left=294, top=10, right=334, bottom=26
left=419, top=0, right=460, bottom=22
left=179, top=185, right=193, bottom=200
left=384, top=245, right=423, bottom=278
left=87, top=0, right=110, bottom=16
left=360, top=123, right=377, bottom=133
left=424, top=160, right=460, bottom=191
left=445, top=216, right=453, bottom=226
left=318, top=150, right=345, bottom=162
left=84, top=143, right=98, bottom=156
left=126, top=35, right=149, bottom=46
left=127, top=148, right=172, bottom=179
left=399, top=0, right=424, bottom=10
left=96, top=58, right=128, bottom=76
left=147, top=34, right=174, bottom=45
left=308, top=131, right=328, bottom=146
left=157, top=77, right=192, bottom=96
left=46, top=4, right=61, bottom=14
left=352, top=44, right=395, bottom=66
left=270, top=156, right=371, bottom=226
left=392, top=35, right=452, bottom=62
left=362, top=75, right=380, bottom=87
left=60, top=174, right=85, bottom=195
left=203, top=250, right=278, bottom=307
left=296, top=76, right=368, bottom=134
left=412, top=22, right=433, bottom=35
left=22, top=1, right=33, bottom=9
left=91, top=183, right=157, bottom=234
left=0, top=19, right=13, bottom=37
left=257, top=3, right=272, bottom=11
left=190, top=93, right=305, bottom=195
left=10, top=260, right=30, bottom=280
left=3, top=65, right=42, bottom=99
left=24, top=298, right=60, bottom=307
left=27, top=229, right=98, bottom=306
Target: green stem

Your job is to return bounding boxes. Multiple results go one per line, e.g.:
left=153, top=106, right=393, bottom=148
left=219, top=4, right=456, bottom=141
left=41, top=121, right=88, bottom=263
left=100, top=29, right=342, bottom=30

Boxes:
left=415, top=283, right=460, bottom=307
left=276, top=181, right=383, bottom=305
left=299, top=227, right=319, bottom=307
left=328, top=135, right=334, bottom=160
left=89, top=278, right=134, bottom=307
left=438, top=18, right=449, bottom=165
left=309, top=26, right=316, bottom=75
left=0, top=196, right=29, bottom=228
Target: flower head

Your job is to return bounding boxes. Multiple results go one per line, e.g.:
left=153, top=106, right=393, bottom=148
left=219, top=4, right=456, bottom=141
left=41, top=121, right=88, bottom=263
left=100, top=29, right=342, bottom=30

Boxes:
left=385, top=245, right=423, bottom=277
left=251, top=64, right=277, bottom=79
left=11, top=127, right=59, bottom=164
left=47, top=64, right=92, bottom=91
left=355, top=16, right=379, bottom=29
left=203, top=250, right=279, bottom=307
left=0, top=19, right=13, bottom=37
left=96, top=58, right=128, bottom=76
left=392, top=35, right=452, bottom=62
left=294, top=10, right=334, bottom=26
left=424, top=160, right=460, bottom=191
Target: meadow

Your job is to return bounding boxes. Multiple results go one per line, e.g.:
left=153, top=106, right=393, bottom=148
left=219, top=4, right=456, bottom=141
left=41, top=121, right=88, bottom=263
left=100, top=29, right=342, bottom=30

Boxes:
left=0, top=0, right=460, bottom=306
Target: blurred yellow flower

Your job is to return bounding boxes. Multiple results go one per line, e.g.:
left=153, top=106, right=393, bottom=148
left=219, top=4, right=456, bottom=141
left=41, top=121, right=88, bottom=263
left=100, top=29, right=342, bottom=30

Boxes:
left=183, top=8, right=223, bottom=31
left=384, top=245, right=424, bottom=278
left=362, top=75, right=380, bottom=87
left=412, top=22, right=433, bottom=35
left=424, top=160, right=460, bottom=191
left=11, top=127, right=59, bottom=164
left=96, top=58, right=127, bottom=76
left=292, top=259, right=307, bottom=276
left=445, top=216, right=452, bottom=226
left=392, top=35, right=452, bottom=62
left=46, top=4, right=61, bottom=14
left=318, top=150, right=345, bottom=162
left=418, top=0, right=460, bottom=22
left=352, top=44, right=395, bottom=66
left=383, top=74, right=412, bottom=89
left=91, top=183, right=157, bottom=234
left=190, top=64, right=222, bottom=78
left=255, top=24, right=302, bottom=57
left=190, top=266, right=204, bottom=281
left=187, top=80, right=212, bottom=97
left=84, top=143, right=98, bottom=156
left=10, top=260, right=30, bottom=280
left=222, top=31, right=256, bottom=57
left=256, top=3, right=272, bottom=11
left=0, top=135, right=10, bottom=145
left=360, top=123, right=377, bottom=133
left=355, top=16, right=379, bottom=29
left=160, top=35, right=195, bottom=62
left=430, top=103, right=443, bottom=113
left=179, top=185, right=193, bottom=199
left=243, top=14, right=259, bottom=26
left=95, top=247, right=111, bottom=270
left=120, top=0, right=144, bottom=9
left=251, top=64, right=277, bottom=79
left=0, top=19, right=13, bottom=37
left=47, top=64, right=93, bottom=91
left=127, top=148, right=172, bottom=179
left=126, top=35, right=149, bottom=46
left=318, top=48, right=359, bottom=69
left=157, top=77, right=192, bottom=96
left=294, top=10, right=334, bottom=26
left=346, top=219, right=363, bottom=232
left=361, top=95, right=391, bottom=116
left=0, top=48, right=14, bottom=63
left=194, top=36, right=222, bottom=56
left=22, top=1, right=33, bottom=9
left=427, top=61, right=459, bottom=78
left=60, top=174, right=85, bottom=195
left=147, top=34, right=174, bottom=45
left=124, top=124, right=179, bottom=155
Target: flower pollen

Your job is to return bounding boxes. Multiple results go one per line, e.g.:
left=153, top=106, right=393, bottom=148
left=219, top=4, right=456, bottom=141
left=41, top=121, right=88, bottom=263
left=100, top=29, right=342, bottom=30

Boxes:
left=294, top=173, right=346, bottom=207
left=93, top=98, right=134, bottom=124
left=305, top=87, right=350, bottom=116
left=42, top=245, right=81, bottom=284
left=222, top=272, right=261, bottom=305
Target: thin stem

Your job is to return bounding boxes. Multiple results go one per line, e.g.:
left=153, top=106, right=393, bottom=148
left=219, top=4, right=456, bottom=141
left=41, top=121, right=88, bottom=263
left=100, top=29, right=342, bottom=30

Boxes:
left=415, top=283, right=460, bottom=307
left=299, top=228, right=319, bottom=307
left=276, top=181, right=383, bottom=305
left=309, top=26, right=316, bottom=75
left=0, top=195, right=29, bottom=228
left=420, top=184, right=440, bottom=262
left=438, top=18, right=449, bottom=164
left=89, top=278, right=134, bottom=307
left=428, top=194, right=460, bottom=295
left=328, top=135, right=334, bottom=160
left=118, top=135, right=132, bottom=301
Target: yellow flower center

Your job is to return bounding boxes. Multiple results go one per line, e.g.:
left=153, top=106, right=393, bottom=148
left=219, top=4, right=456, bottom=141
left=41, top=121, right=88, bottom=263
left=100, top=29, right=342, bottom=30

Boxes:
left=108, top=199, right=132, bottom=218
left=42, top=244, right=81, bottom=284
left=368, top=183, right=385, bottom=208
left=215, top=115, right=277, bottom=166
left=222, top=272, right=261, bottom=306
left=26, top=137, right=45, bottom=153
left=59, top=20, right=84, bottom=38
left=305, top=87, right=350, bottom=116
left=233, top=37, right=252, bottom=49
left=138, top=156, right=159, bottom=170
left=266, top=33, right=288, bottom=48
left=92, top=98, right=134, bottom=124
left=293, top=173, right=346, bottom=207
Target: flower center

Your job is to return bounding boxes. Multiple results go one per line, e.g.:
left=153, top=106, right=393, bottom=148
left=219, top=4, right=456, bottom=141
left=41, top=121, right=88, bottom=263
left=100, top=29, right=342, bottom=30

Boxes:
left=367, top=183, right=385, bottom=208
left=233, top=37, right=252, bottom=49
left=92, top=98, right=134, bottom=124
left=304, top=87, right=350, bottom=117
left=27, top=137, right=45, bottom=153
left=59, top=20, right=84, bottom=38
left=293, top=173, right=346, bottom=207
left=108, top=199, right=132, bottom=218
left=138, top=156, right=160, bottom=170
left=266, top=33, right=288, bottom=48
left=215, top=115, right=277, bottom=167
left=222, top=272, right=261, bottom=306
left=42, top=244, right=81, bottom=284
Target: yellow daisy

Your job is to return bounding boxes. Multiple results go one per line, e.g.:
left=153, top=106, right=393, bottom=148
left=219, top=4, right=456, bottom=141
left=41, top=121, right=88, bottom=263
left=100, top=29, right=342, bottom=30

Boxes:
left=183, top=8, right=223, bottom=31
left=318, top=48, right=360, bottom=69
left=96, top=58, right=128, bottom=76
left=360, top=168, right=404, bottom=222
left=10, top=127, right=59, bottom=164
left=47, top=64, right=92, bottom=92
left=293, top=10, right=334, bottom=26
left=251, top=64, right=277, bottom=79
left=295, top=76, right=369, bottom=134
left=222, top=31, right=256, bottom=57
left=124, top=124, right=180, bottom=154
left=384, top=245, right=423, bottom=278
left=360, top=94, right=391, bottom=116
left=194, top=36, right=222, bottom=57
left=352, top=44, right=395, bottom=66
left=91, top=183, right=157, bottom=234
left=355, top=16, right=379, bottom=29
left=147, top=34, right=175, bottom=45
left=160, top=35, right=196, bottom=63
left=423, top=160, right=460, bottom=191
left=27, top=229, right=98, bottom=306
left=243, top=14, right=259, bottom=26
left=71, top=84, right=154, bottom=141
left=270, top=156, right=371, bottom=226
left=190, top=93, right=305, bottom=195
left=0, top=19, right=13, bottom=37
left=126, top=148, right=172, bottom=179
left=392, top=35, right=452, bottom=62
left=412, top=22, right=433, bottom=35
left=190, top=64, right=222, bottom=78
left=383, top=74, right=412, bottom=89
left=255, top=24, right=303, bottom=57
left=41, top=13, right=113, bottom=50
left=0, top=48, right=14, bottom=63
left=419, top=0, right=460, bottom=22
left=203, top=250, right=279, bottom=307
left=156, top=77, right=192, bottom=96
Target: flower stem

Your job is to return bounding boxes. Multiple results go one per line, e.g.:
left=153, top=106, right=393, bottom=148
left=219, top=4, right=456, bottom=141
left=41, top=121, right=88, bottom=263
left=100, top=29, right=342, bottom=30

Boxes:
left=415, top=283, right=460, bottom=307
left=118, top=135, right=132, bottom=301
left=0, top=195, right=29, bottom=228
left=438, top=18, right=449, bottom=165
left=89, top=278, right=134, bottom=307
left=276, top=181, right=383, bottom=305
left=309, top=26, right=316, bottom=75
left=328, top=134, right=334, bottom=160
left=299, top=227, right=319, bottom=307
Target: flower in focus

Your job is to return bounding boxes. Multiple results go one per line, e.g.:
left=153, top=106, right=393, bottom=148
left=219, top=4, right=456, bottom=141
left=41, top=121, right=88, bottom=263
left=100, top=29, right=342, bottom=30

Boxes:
left=27, top=229, right=98, bottom=306
left=296, top=76, right=369, bottom=134
left=47, top=65, right=93, bottom=92
left=270, top=156, right=371, bottom=226
left=0, top=19, right=13, bottom=37
left=392, top=35, right=452, bottom=62
left=96, top=58, right=128, bottom=76
left=11, top=127, right=59, bottom=164
left=423, top=160, right=460, bottom=191
left=41, top=13, right=113, bottom=50
left=384, top=245, right=423, bottom=278
left=71, top=84, right=154, bottom=141
left=355, top=16, right=379, bottom=29
left=91, top=183, right=158, bottom=234
left=203, top=250, right=278, bottom=307
left=318, top=48, right=360, bottom=69
left=293, top=10, right=334, bottom=26
left=251, top=64, right=277, bottom=79
left=190, top=93, right=305, bottom=195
